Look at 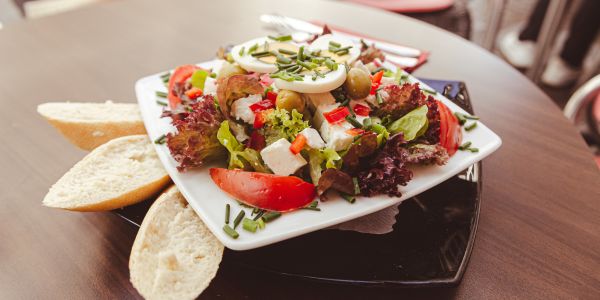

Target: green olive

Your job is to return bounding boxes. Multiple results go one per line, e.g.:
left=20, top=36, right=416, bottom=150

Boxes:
left=344, top=68, right=371, bottom=99
left=276, top=90, right=305, bottom=113
left=217, top=62, right=247, bottom=80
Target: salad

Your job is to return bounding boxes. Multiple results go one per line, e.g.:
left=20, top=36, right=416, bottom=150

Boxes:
left=155, top=30, right=479, bottom=238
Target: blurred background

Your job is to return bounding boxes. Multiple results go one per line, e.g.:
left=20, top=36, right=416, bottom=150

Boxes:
left=1, top=0, right=598, bottom=165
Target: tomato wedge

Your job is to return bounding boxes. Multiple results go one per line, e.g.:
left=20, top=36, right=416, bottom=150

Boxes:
left=210, top=168, right=316, bottom=212
left=168, top=64, right=200, bottom=108
left=437, top=100, right=462, bottom=156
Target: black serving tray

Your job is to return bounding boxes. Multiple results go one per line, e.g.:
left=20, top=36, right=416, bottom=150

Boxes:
left=115, top=78, right=481, bottom=288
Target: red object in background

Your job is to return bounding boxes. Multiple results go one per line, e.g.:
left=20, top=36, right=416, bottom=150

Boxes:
left=209, top=168, right=316, bottom=212
left=167, top=64, right=200, bottom=108
left=437, top=100, right=462, bottom=156
left=370, top=70, right=384, bottom=95
left=289, top=134, right=307, bottom=154
left=324, top=106, right=350, bottom=124
left=344, top=0, right=453, bottom=13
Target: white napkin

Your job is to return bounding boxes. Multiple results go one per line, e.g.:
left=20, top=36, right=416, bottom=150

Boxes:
left=328, top=205, right=399, bottom=234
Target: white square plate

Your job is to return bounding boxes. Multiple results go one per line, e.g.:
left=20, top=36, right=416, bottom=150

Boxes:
left=135, top=59, right=501, bottom=250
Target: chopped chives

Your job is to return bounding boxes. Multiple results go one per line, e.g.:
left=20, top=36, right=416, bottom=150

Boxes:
left=297, top=45, right=305, bottom=61
left=239, top=46, right=245, bottom=56
left=257, top=218, right=265, bottom=229
left=336, top=49, right=349, bottom=56
left=341, top=193, right=356, bottom=203
left=276, top=55, right=292, bottom=64
left=155, top=91, right=168, bottom=98
left=468, top=147, right=479, bottom=153
left=353, top=177, right=361, bottom=195
left=463, top=114, right=480, bottom=120
left=233, top=210, right=245, bottom=229
left=333, top=46, right=352, bottom=53
left=160, top=72, right=171, bottom=79
left=251, top=207, right=259, bottom=216
left=465, top=122, right=478, bottom=131
left=298, top=60, right=317, bottom=70
left=302, top=207, right=321, bottom=211
left=346, top=116, right=363, bottom=128
left=225, top=204, right=230, bottom=224
left=156, top=100, right=167, bottom=106
left=277, top=63, right=295, bottom=70
left=278, top=48, right=296, bottom=55
left=376, top=92, right=383, bottom=104
left=458, top=141, right=472, bottom=150
left=248, top=43, right=259, bottom=54
left=268, top=35, right=292, bottom=42
left=324, top=59, right=338, bottom=71
left=242, top=218, right=258, bottom=233
left=454, top=112, right=467, bottom=125
left=251, top=51, right=274, bottom=58
left=311, top=56, right=326, bottom=63
left=253, top=210, right=265, bottom=221
left=209, top=73, right=217, bottom=78
left=223, top=225, right=239, bottom=239
left=311, top=49, right=321, bottom=56
left=262, top=211, right=281, bottom=222
left=154, top=134, right=166, bottom=145
left=329, top=41, right=341, bottom=48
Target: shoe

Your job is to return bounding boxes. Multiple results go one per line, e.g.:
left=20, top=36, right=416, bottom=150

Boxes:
left=541, top=56, right=580, bottom=88
left=497, top=29, right=536, bottom=68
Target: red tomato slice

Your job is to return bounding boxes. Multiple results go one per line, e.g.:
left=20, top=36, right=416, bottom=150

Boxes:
left=437, top=100, right=462, bottom=156
left=210, top=168, right=316, bottom=212
left=168, top=65, right=200, bottom=108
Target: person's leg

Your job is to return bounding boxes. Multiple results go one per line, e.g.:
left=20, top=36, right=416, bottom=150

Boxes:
left=559, top=0, right=600, bottom=68
left=519, top=0, right=550, bottom=41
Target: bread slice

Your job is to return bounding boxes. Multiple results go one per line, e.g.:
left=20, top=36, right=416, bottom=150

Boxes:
left=43, top=135, right=170, bottom=211
left=37, top=101, right=147, bottom=150
left=130, top=186, right=224, bottom=300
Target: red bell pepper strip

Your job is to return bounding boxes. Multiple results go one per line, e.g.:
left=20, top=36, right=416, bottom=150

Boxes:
left=370, top=70, right=384, bottom=95
left=324, top=106, right=350, bottom=124
left=167, top=65, right=200, bottom=108
left=210, top=168, right=316, bottom=212
left=253, top=109, right=271, bottom=129
left=184, top=87, right=203, bottom=100
left=249, top=99, right=276, bottom=112
left=266, top=90, right=278, bottom=102
left=289, top=134, right=307, bottom=154
left=353, top=103, right=370, bottom=116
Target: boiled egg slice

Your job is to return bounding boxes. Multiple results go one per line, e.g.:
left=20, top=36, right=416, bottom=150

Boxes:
left=273, top=66, right=346, bottom=93
left=230, top=37, right=299, bottom=73
left=308, top=34, right=361, bottom=65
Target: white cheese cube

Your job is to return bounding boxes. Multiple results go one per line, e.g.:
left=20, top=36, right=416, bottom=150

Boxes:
left=312, top=103, right=340, bottom=129
left=230, top=94, right=262, bottom=124
left=380, top=76, right=397, bottom=87
left=299, top=128, right=325, bottom=149
left=320, top=120, right=354, bottom=151
left=260, top=138, right=307, bottom=176
left=305, top=92, right=336, bottom=111
left=203, top=77, right=218, bottom=96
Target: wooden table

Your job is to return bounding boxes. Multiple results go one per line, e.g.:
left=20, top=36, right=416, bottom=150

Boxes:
left=1, top=0, right=598, bottom=298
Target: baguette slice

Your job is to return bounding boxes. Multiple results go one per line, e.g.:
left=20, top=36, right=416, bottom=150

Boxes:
left=43, top=135, right=170, bottom=211
left=130, top=186, right=224, bottom=300
left=37, top=101, right=146, bottom=150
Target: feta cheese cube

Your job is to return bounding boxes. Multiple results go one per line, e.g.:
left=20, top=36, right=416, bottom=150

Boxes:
left=305, top=92, right=336, bottom=111
left=203, top=77, right=218, bottom=96
left=320, top=120, right=354, bottom=151
left=299, top=128, right=325, bottom=149
left=230, top=94, right=262, bottom=124
left=313, top=103, right=340, bottom=129
left=260, top=138, right=307, bottom=176
left=380, top=76, right=397, bottom=87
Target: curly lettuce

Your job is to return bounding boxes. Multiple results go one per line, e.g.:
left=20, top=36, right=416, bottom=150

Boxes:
left=307, top=148, right=342, bottom=184
left=261, top=108, right=309, bottom=145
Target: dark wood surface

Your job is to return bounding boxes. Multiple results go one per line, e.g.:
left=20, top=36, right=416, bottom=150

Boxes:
left=0, top=0, right=598, bottom=299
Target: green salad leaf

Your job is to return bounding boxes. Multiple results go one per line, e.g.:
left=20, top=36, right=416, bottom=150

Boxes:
left=387, top=105, right=428, bottom=141
left=370, top=123, right=390, bottom=146
left=262, top=108, right=309, bottom=145
left=307, top=148, right=342, bottom=184
left=217, top=121, right=268, bottom=172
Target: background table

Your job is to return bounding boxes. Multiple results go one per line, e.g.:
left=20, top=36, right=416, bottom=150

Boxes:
left=1, top=0, right=599, bottom=298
